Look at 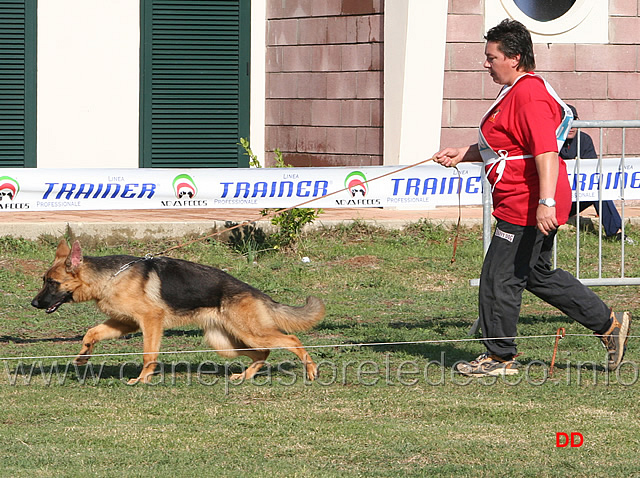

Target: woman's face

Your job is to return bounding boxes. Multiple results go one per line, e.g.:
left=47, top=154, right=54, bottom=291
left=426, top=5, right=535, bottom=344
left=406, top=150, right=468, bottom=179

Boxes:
left=483, top=41, right=522, bottom=86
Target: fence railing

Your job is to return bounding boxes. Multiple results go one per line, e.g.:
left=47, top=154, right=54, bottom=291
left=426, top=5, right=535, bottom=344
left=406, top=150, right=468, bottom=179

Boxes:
left=476, top=119, right=640, bottom=287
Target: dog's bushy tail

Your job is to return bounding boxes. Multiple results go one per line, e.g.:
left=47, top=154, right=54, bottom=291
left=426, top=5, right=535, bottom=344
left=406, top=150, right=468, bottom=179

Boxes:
left=270, top=296, right=325, bottom=333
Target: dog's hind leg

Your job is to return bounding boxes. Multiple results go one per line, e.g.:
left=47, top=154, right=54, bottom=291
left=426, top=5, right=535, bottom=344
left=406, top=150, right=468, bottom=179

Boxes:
left=204, top=327, right=270, bottom=381
left=75, top=318, right=139, bottom=365
left=230, top=349, right=270, bottom=381
left=271, top=334, right=318, bottom=381
left=240, top=332, right=318, bottom=381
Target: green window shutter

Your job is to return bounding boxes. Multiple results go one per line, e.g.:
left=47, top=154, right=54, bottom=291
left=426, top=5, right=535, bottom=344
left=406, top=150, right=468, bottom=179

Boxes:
left=0, top=0, right=36, bottom=168
left=140, top=0, right=250, bottom=168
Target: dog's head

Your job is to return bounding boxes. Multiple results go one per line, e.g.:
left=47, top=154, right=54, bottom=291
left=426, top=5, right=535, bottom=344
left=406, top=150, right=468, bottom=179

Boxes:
left=31, top=240, right=84, bottom=313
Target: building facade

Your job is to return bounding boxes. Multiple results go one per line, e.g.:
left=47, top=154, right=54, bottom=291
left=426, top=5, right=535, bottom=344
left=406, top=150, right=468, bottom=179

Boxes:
left=1, top=0, right=638, bottom=169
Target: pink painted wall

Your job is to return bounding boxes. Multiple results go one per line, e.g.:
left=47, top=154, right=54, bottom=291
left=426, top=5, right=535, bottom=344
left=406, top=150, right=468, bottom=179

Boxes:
left=265, top=1, right=640, bottom=167
left=265, top=0, right=384, bottom=167
left=442, top=0, right=640, bottom=157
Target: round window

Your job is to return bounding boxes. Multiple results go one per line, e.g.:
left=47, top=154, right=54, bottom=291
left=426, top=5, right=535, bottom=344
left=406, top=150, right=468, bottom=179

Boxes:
left=513, top=0, right=575, bottom=22
left=500, top=0, right=596, bottom=35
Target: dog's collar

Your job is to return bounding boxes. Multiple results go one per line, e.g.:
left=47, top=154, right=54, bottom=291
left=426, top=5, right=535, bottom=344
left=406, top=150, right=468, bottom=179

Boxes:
left=113, top=254, right=154, bottom=277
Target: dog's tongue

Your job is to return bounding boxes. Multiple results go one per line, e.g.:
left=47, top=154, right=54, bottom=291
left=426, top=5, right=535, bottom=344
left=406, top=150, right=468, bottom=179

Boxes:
left=46, top=301, right=63, bottom=314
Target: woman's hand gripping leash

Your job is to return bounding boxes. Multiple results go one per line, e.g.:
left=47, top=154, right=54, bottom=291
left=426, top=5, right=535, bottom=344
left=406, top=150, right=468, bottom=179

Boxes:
left=432, top=149, right=464, bottom=263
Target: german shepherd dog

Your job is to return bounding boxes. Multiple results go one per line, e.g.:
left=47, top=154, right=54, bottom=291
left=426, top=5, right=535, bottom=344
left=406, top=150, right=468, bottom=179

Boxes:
left=31, top=240, right=325, bottom=384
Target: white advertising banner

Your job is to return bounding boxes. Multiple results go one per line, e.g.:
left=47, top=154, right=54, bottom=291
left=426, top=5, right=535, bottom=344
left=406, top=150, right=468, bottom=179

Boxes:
left=1, top=158, right=640, bottom=212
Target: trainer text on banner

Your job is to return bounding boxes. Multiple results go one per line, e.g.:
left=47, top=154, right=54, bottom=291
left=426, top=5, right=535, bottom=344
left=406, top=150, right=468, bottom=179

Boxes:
left=1, top=160, right=639, bottom=212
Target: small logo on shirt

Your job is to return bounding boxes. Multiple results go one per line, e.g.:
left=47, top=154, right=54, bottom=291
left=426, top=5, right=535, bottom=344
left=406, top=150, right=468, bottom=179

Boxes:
left=495, top=227, right=514, bottom=243
left=488, top=109, right=501, bottom=123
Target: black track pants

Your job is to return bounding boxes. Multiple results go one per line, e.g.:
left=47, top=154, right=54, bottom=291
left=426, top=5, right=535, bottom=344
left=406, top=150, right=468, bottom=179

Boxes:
left=478, top=219, right=611, bottom=358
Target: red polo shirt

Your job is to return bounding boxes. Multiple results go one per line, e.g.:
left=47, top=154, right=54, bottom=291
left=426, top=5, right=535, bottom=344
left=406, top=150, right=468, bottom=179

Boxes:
left=481, top=74, right=572, bottom=226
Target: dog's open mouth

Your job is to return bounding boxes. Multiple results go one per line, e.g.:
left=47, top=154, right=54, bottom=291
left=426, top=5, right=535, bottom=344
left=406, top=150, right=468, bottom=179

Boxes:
left=45, top=294, right=72, bottom=314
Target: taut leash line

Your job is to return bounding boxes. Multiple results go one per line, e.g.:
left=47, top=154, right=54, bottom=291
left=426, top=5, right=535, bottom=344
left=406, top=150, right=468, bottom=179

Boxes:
left=151, top=156, right=466, bottom=259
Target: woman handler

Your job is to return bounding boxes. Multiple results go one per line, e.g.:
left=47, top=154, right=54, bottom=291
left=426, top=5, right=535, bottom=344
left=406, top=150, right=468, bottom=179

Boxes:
left=434, top=19, right=631, bottom=376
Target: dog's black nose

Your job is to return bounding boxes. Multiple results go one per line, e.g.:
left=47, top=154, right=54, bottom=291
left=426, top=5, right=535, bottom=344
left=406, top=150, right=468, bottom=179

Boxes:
left=31, top=298, right=40, bottom=308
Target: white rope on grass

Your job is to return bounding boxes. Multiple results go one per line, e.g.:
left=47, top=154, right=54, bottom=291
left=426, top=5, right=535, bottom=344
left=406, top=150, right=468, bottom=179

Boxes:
left=0, top=332, right=613, bottom=362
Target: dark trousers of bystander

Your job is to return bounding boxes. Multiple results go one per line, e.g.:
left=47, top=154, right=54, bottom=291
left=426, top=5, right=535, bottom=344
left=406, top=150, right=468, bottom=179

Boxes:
left=478, top=219, right=611, bottom=358
left=570, top=200, right=622, bottom=238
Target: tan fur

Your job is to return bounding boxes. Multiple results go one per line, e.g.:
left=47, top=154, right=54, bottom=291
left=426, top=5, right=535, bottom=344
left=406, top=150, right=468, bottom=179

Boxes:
left=34, top=240, right=325, bottom=384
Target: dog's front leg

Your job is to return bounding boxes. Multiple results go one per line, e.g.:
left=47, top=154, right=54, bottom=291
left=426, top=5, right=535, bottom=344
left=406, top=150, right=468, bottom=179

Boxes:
left=75, top=342, right=94, bottom=366
left=128, top=317, right=163, bottom=385
left=75, top=319, right=139, bottom=365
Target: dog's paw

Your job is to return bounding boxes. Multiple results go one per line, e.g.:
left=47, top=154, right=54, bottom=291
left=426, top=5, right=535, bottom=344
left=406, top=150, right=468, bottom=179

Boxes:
left=73, top=355, right=90, bottom=366
left=306, top=364, right=319, bottom=381
left=229, top=372, right=245, bottom=381
left=128, top=374, right=156, bottom=385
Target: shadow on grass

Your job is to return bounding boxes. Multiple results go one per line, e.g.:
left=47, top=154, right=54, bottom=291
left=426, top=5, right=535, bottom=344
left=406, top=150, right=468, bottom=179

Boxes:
left=0, top=328, right=204, bottom=345
left=318, top=313, right=578, bottom=367
left=518, top=314, right=572, bottom=326
left=0, top=334, right=84, bottom=344
left=3, top=360, right=299, bottom=383
left=361, top=342, right=470, bottom=366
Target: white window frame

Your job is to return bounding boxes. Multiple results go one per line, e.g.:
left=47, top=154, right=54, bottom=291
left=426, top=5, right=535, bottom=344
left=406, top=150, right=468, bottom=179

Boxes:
left=485, top=0, right=608, bottom=44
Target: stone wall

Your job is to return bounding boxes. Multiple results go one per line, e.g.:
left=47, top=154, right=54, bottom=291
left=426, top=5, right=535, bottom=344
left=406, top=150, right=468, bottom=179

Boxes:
left=442, top=0, right=640, bottom=156
left=265, top=0, right=384, bottom=167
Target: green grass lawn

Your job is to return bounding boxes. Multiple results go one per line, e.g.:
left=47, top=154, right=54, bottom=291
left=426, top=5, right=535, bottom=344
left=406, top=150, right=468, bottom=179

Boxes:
left=1, top=223, right=639, bottom=477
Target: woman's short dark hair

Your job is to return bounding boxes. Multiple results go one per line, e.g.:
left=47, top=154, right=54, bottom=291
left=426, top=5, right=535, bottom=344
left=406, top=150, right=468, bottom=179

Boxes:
left=485, top=19, right=536, bottom=72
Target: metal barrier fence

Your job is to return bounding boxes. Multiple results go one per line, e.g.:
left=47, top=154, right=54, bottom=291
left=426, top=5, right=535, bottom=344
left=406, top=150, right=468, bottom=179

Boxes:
left=479, top=119, right=640, bottom=287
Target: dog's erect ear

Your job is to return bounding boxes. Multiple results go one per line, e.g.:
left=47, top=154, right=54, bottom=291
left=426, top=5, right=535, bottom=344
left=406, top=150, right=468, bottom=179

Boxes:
left=65, top=240, right=84, bottom=272
left=55, top=239, right=71, bottom=261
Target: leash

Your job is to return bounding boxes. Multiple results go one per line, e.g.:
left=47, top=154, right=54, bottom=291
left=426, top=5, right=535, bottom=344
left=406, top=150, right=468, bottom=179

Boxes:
left=134, top=157, right=463, bottom=262
left=113, top=254, right=154, bottom=277
left=549, top=327, right=565, bottom=377
left=450, top=165, right=462, bottom=263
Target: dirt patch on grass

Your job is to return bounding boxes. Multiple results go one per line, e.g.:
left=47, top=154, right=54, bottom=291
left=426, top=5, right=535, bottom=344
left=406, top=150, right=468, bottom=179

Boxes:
left=0, top=258, right=46, bottom=276
left=330, top=255, right=381, bottom=269
left=383, top=299, right=416, bottom=307
left=414, top=270, right=459, bottom=291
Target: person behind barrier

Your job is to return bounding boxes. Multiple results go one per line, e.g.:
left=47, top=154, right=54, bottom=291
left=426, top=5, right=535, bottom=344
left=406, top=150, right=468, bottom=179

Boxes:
left=433, top=19, right=631, bottom=377
left=561, top=104, right=633, bottom=244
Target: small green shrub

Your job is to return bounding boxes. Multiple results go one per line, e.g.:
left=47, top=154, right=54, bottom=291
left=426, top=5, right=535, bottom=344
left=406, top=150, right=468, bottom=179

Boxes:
left=239, top=139, right=323, bottom=250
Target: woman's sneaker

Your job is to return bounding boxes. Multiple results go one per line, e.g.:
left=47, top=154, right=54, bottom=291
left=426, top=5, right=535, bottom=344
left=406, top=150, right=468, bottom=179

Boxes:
left=597, top=311, right=631, bottom=371
left=456, top=352, right=519, bottom=377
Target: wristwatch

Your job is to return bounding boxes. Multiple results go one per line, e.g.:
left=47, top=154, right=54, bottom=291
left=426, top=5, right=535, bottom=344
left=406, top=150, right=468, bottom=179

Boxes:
left=539, top=198, right=556, bottom=207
